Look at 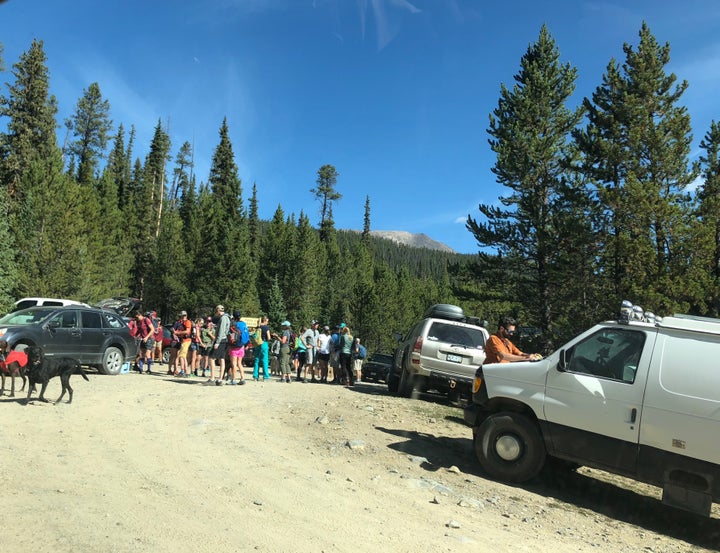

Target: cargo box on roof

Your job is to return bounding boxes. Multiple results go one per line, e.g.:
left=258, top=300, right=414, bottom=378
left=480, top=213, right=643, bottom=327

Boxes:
left=422, top=303, right=465, bottom=321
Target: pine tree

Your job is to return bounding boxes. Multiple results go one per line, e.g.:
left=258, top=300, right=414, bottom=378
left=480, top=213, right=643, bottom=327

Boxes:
left=693, top=121, right=720, bottom=315
left=128, top=122, right=170, bottom=301
left=311, top=164, right=341, bottom=242
left=203, top=117, right=247, bottom=308
left=290, top=212, right=323, bottom=325
left=467, top=25, right=584, bottom=346
left=65, top=82, right=112, bottom=186
left=576, top=22, right=696, bottom=314
left=248, top=182, right=260, bottom=257
left=0, top=39, right=58, bottom=207
left=0, top=185, right=18, bottom=312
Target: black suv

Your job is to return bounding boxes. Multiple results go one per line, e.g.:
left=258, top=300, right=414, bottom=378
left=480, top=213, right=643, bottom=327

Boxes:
left=0, top=306, right=138, bottom=375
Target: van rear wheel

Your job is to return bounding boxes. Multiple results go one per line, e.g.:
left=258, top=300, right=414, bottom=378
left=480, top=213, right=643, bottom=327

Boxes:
left=475, top=412, right=545, bottom=483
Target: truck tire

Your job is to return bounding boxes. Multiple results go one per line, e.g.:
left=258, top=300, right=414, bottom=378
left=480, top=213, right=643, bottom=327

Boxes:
left=475, top=412, right=546, bottom=483
left=398, top=362, right=415, bottom=398
left=387, top=373, right=400, bottom=394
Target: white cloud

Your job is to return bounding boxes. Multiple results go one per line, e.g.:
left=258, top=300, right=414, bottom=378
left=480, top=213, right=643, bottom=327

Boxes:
left=687, top=174, right=705, bottom=193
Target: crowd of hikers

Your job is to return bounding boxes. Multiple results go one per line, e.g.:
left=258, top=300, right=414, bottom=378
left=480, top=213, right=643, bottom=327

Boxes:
left=128, top=305, right=367, bottom=387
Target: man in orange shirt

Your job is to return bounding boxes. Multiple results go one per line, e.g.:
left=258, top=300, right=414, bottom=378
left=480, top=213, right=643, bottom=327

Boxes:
left=484, top=316, right=541, bottom=364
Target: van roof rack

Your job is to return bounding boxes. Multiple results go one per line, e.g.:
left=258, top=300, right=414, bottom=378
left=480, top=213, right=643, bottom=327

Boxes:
left=657, top=314, right=720, bottom=335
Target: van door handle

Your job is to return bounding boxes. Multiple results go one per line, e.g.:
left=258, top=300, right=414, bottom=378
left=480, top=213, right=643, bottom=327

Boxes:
left=630, top=408, right=637, bottom=423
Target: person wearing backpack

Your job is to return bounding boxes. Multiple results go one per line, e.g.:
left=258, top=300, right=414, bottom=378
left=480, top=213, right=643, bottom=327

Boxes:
left=352, top=336, right=366, bottom=384
left=226, top=310, right=248, bottom=385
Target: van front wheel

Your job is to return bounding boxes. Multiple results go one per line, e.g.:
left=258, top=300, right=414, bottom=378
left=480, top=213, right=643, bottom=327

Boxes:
left=475, top=412, right=545, bottom=483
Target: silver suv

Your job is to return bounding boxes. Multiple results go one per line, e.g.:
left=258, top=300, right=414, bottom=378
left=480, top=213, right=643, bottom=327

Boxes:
left=389, top=304, right=489, bottom=400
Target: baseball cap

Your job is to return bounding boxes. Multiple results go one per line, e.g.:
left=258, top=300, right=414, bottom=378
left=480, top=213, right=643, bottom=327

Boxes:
left=311, top=319, right=318, bottom=325
left=206, top=316, right=212, bottom=322
left=323, top=325, right=330, bottom=331
left=215, top=304, right=225, bottom=312
left=281, top=320, right=291, bottom=327
left=179, top=310, right=187, bottom=316
left=339, top=322, right=346, bottom=329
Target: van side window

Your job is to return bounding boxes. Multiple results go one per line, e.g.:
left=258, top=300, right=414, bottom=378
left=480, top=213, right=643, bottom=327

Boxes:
left=565, top=328, right=645, bottom=383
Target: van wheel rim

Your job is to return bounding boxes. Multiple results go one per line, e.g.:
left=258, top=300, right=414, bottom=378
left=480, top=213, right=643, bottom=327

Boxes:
left=495, top=434, right=522, bottom=461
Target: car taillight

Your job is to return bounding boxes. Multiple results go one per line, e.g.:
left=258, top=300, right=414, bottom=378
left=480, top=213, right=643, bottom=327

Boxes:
left=413, top=336, right=422, bottom=352
left=411, top=336, right=423, bottom=365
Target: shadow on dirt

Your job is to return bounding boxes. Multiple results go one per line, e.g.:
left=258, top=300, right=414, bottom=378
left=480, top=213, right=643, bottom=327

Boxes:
left=375, top=425, right=720, bottom=550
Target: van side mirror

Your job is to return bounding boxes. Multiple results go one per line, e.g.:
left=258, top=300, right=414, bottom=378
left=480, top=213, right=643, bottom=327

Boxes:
left=557, top=349, right=567, bottom=371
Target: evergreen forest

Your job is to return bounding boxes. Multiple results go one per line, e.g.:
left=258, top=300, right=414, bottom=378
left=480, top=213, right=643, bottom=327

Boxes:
left=1, top=23, right=719, bottom=355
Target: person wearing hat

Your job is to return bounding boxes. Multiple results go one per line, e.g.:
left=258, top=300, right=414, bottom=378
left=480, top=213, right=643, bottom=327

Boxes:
left=208, top=305, right=231, bottom=385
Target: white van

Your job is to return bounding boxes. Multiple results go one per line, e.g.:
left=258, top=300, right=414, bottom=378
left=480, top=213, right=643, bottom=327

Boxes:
left=464, top=302, right=720, bottom=516
left=12, top=297, right=90, bottom=311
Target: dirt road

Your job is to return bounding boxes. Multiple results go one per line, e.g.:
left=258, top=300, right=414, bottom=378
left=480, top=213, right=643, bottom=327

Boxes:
left=1, top=371, right=718, bottom=552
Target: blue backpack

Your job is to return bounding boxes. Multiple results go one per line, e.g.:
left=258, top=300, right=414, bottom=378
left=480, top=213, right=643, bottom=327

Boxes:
left=237, top=320, right=250, bottom=346
left=228, top=321, right=250, bottom=346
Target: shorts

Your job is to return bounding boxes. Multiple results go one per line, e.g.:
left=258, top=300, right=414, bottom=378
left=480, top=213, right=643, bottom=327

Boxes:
left=200, top=346, right=212, bottom=356
left=190, top=342, right=198, bottom=351
left=297, top=350, right=307, bottom=367
left=140, top=338, right=155, bottom=351
left=178, top=340, right=191, bottom=358
left=317, top=352, right=329, bottom=363
left=230, top=346, right=245, bottom=358
left=305, top=348, right=315, bottom=365
left=212, top=342, right=227, bottom=360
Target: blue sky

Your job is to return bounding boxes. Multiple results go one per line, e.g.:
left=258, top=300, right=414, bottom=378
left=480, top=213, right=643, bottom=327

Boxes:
left=2, top=0, right=719, bottom=254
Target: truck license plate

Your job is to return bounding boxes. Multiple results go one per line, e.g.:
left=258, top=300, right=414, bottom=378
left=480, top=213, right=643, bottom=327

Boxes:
left=446, top=353, right=462, bottom=363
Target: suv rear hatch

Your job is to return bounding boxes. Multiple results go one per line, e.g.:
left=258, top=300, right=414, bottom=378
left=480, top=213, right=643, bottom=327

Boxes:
left=416, top=320, right=487, bottom=381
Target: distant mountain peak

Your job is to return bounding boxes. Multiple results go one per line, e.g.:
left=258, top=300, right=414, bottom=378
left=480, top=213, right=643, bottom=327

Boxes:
left=368, top=230, right=456, bottom=253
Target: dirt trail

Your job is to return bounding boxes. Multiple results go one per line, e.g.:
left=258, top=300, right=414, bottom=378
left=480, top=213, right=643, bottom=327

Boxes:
left=1, top=372, right=718, bottom=552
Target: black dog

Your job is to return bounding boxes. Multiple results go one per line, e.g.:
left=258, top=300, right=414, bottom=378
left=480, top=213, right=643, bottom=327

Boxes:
left=25, top=346, right=88, bottom=404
